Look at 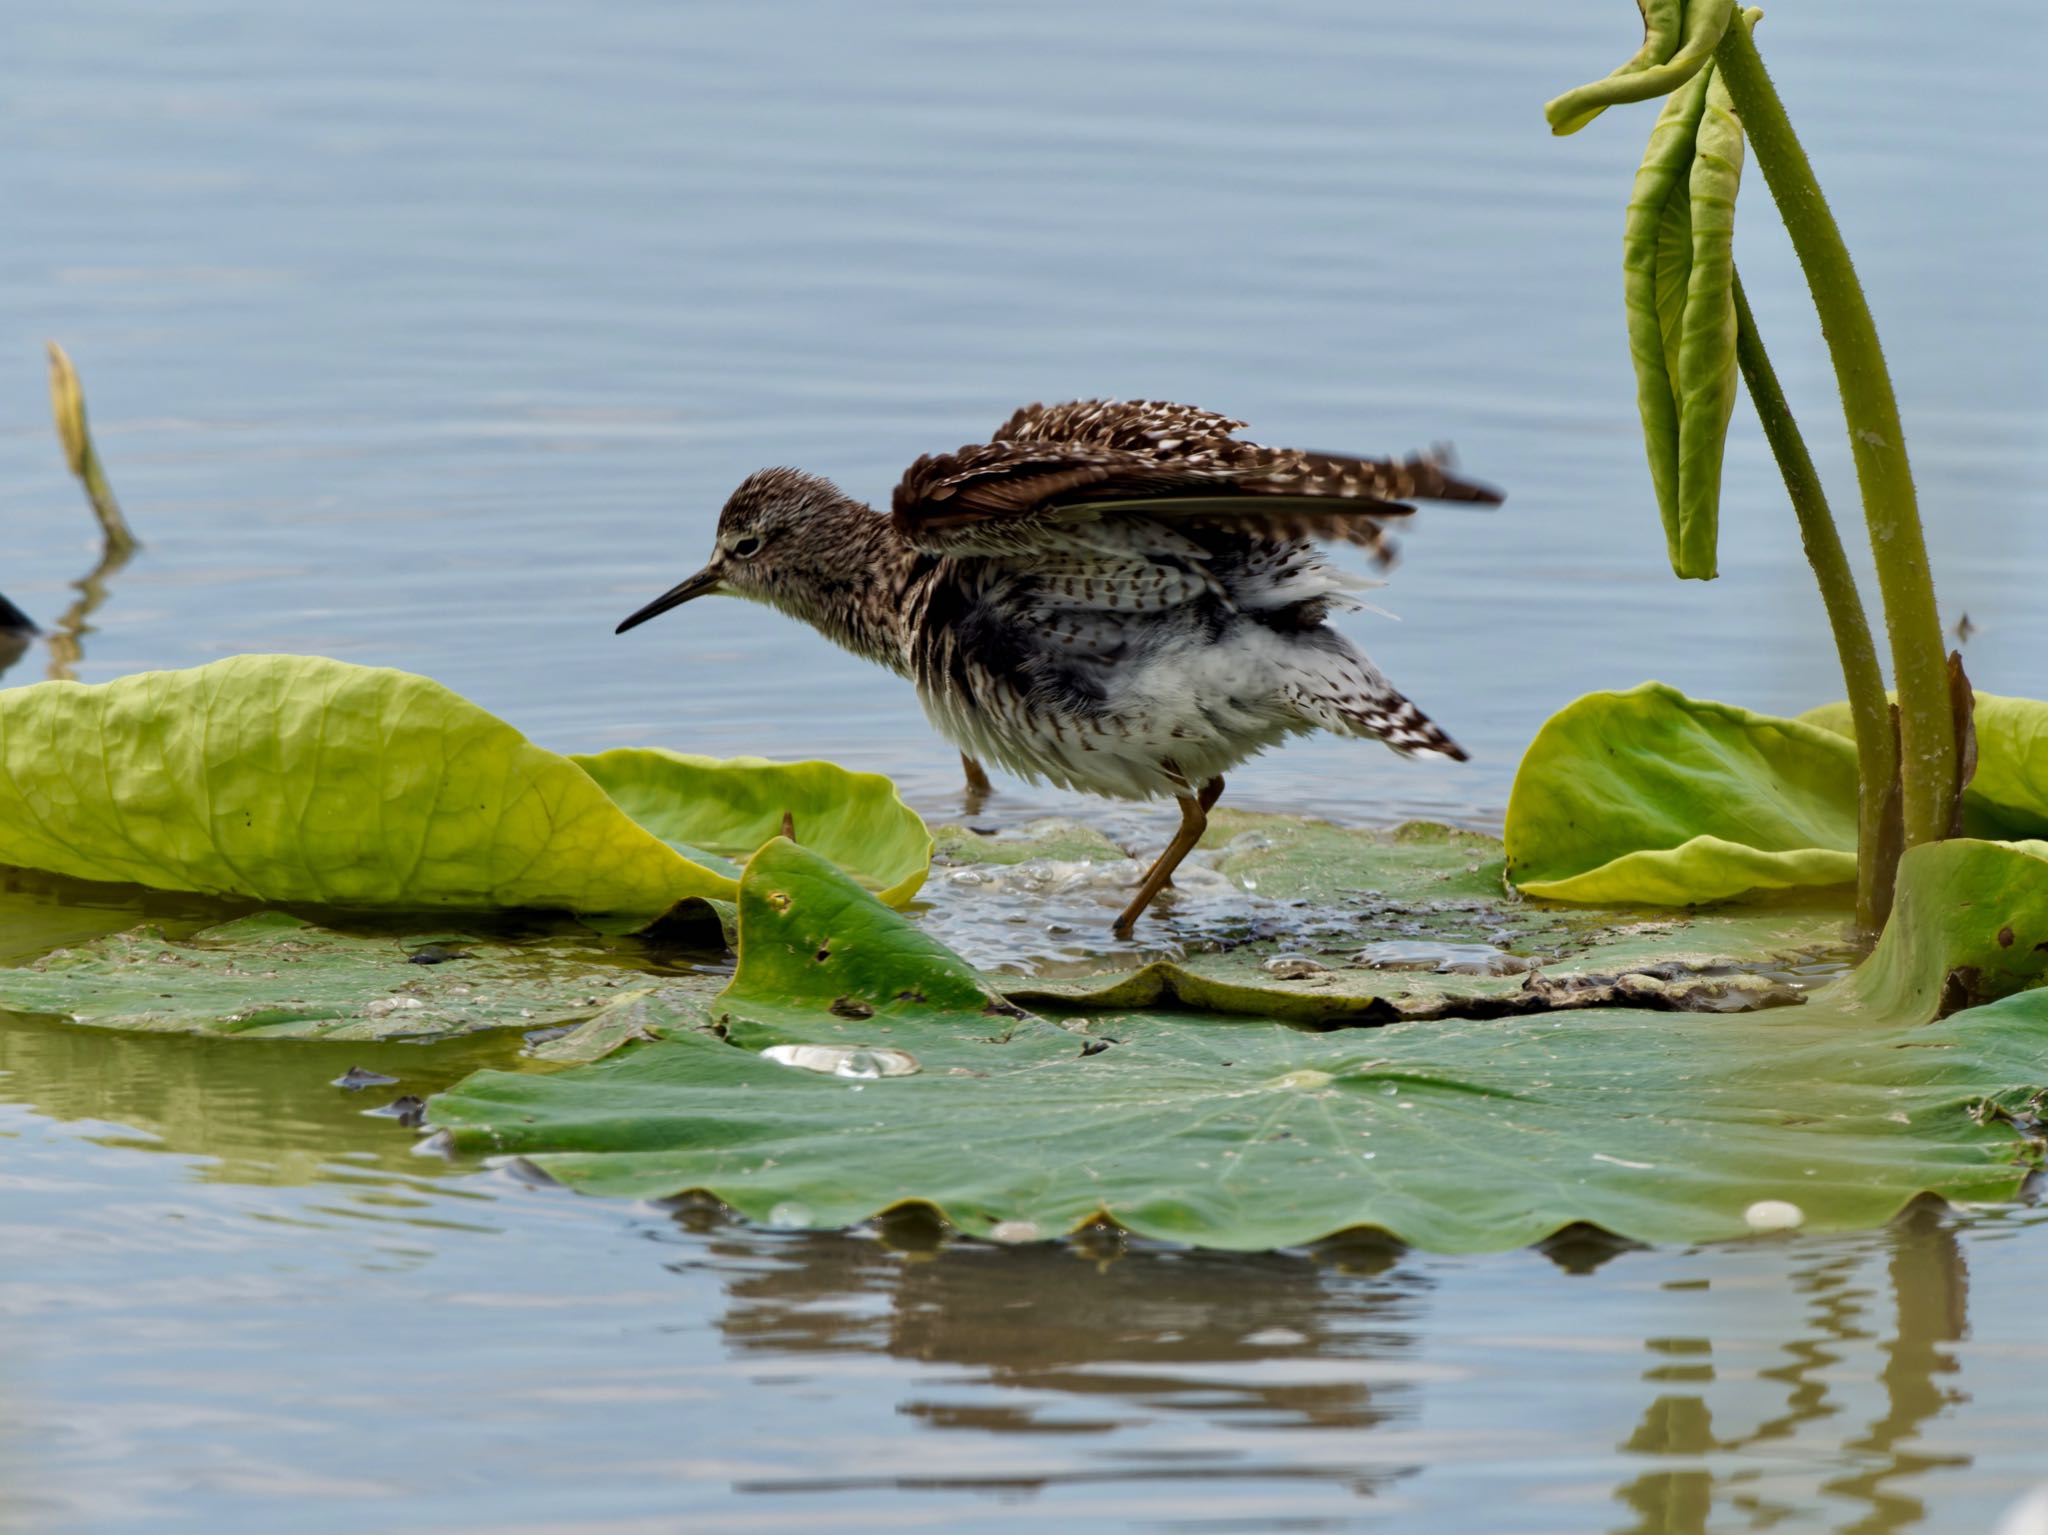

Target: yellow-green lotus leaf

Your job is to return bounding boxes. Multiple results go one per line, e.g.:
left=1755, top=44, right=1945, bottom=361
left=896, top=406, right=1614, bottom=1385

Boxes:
left=0, top=655, right=928, bottom=920
left=1505, top=684, right=1860, bottom=903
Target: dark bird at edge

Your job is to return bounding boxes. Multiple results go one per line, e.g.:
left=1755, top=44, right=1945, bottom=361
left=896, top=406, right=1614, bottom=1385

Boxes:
left=617, top=398, right=1503, bottom=938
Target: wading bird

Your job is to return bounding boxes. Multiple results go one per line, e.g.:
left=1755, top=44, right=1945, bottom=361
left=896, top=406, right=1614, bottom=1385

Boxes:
left=618, top=399, right=1500, bottom=937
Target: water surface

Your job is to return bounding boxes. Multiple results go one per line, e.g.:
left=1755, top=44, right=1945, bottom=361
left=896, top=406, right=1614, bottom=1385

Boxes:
left=2, top=0, right=2045, bottom=1528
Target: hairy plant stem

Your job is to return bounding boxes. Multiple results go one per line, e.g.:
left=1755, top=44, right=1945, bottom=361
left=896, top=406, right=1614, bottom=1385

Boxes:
left=1731, top=269, right=1894, bottom=936
left=1712, top=22, right=1955, bottom=847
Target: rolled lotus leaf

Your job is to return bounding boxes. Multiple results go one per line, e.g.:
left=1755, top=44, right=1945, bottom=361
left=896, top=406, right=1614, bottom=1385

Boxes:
left=1544, top=0, right=1732, bottom=136
left=1618, top=12, right=1754, bottom=581
left=1624, top=67, right=1715, bottom=561
left=1671, top=59, right=1747, bottom=579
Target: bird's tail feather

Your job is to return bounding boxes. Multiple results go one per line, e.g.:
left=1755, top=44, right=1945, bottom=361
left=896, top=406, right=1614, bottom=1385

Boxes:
left=1281, top=660, right=1466, bottom=762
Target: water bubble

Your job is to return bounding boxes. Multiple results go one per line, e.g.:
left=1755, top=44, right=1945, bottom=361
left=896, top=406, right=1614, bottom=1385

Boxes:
left=760, top=1044, right=920, bottom=1079
left=1743, top=1199, right=1805, bottom=1233
left=766, top=1201, right=815, bottom=1230
left=1275, top=1069, right=1334, bottom=1090
left=988, top=1219, right=1041, bottom=1243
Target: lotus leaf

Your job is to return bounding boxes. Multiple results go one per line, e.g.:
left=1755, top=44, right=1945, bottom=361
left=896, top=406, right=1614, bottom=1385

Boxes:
left=1837, top=839, right=2048, bottom=1022
left=0, top=655, right=928, bottom=921
left=574, top=748, right=929, bottom=906
left=1504, top=683, right=1861, bottom=902
left=428, top=841, right=2048, bottom=1253
left=1801, top=691, right=2048, bottom=841
left=1510, top=684, right=2048, bottom=905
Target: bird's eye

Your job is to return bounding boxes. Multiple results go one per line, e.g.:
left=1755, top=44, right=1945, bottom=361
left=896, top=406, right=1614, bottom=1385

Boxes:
left=731, top=536, right=763, bottom=559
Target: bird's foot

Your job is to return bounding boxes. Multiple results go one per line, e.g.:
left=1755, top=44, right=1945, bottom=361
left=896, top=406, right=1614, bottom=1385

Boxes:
left=960, top=753, right=995, bottom=816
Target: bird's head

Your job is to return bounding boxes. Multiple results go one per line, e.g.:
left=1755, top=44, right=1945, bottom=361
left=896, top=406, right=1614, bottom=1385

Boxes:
left=614, top=467, right=858, bottom=635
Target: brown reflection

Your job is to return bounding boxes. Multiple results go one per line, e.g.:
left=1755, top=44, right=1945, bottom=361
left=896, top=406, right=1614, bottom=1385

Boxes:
left=1613, top=1208, right=1974, bottom=1535
left=689, top=1217, right=1427, bottom=1498
left=1829, top=1203, right=1972, bottom=1533
left=0, top=1006, right=508, bottom=1188
left=43, top=539, right=132, bottom=683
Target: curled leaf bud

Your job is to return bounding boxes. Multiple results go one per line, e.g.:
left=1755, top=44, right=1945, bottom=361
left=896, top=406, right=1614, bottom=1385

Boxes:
left=1545, top=0, right=1736, bottom=136
left=44, top=340, right=137, bottom=554
left=47, top=341, right=89, bottom=479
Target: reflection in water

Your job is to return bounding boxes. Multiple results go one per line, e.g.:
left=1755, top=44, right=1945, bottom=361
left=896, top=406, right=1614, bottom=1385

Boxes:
left=0, top=1007, right=504, bottom=1187
left=1613, top=1207, right=1975, bottom=1535
left=1835, top=1205, right=1972, bottom=1534
left=693, top=1218, right=1426, bottom=1505
left=41, top=540, right=132, bottom=684
left=0, top=511, right=135, bottom=687
left=0, top=980, right=2028, bottom=1533
left=651, top=1203, right=2000, bottom=1529
left=0, top=594, right=34, bottom=684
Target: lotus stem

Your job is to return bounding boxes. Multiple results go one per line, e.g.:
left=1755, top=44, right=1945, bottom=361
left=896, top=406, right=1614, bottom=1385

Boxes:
left=46, top=342, right=138, bottom=557
left=1731, top=269, right=1895, bottom=934
left=1710, top=24, right=1955, bottom=849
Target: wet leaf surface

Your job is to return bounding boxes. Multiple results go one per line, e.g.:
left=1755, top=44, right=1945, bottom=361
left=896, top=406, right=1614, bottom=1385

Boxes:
left=428, top=842, right=2048, bottom=1253
left=994, top=812, right=1851, bottom=1022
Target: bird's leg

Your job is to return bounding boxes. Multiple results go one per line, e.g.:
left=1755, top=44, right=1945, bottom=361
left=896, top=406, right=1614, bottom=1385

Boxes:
left=1112, top=791, right=1210, bottom=940
left=961, top=753, right=994, bottom=815
left=1158, top=775, right=1225, bottom=889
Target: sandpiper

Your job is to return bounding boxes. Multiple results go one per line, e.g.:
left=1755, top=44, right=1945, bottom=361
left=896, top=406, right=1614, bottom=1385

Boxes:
left=618, top=399, right=1501, bottom=937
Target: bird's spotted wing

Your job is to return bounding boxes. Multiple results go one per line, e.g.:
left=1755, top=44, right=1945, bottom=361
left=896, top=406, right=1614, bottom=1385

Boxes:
left=892, top=398, right=1500, bottom=562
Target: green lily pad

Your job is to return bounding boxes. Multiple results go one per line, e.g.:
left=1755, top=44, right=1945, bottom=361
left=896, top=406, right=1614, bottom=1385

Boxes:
left=1004, top=811, right=1847, bottom=1024
left=428, top=842, right=2048, bottom=1253
left=0, top=910, right=724, bottom=1042
left=1802, top=691, right=2048, bottom=841
left=1839, top=838, right=2048, bottom=1022
left=0, top=655, right=928, bottom=922
left=1505, top=684, right=1862, bottom=903
left=1507, top=684, right=2048, bottom=905
left=933, top=818, right=1129, bottom=868
left=577, top=749, right=929, bottom=906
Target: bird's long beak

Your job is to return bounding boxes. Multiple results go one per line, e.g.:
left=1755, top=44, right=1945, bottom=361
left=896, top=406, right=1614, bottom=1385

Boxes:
left=615, top=564, right=722, bottom=635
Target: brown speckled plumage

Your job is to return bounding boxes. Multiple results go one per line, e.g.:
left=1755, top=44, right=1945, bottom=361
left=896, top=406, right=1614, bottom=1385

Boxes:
left=618, top=399, right=1503, bottom=936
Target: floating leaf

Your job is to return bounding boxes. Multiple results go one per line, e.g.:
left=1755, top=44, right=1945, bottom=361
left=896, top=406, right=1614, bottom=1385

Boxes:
left=1839, top=839, right=2048, bottom=1022
left=1802, top=691, right=2048, bottom=840
left=933, top=818, right=1128, bottom=868
left=0, top=655, right=928, bottom=922
left=1505, top=684, right=1861, bottom=902
left=1509, top=685, right=2048, bottom=905
left=573, top=748, right=930, bottom=907
left=0, top=910, right=719, bottom=1042
left=429, top=840, right=2048, bottom=1253
left=1015, top=814, right=1846, bottom=1024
